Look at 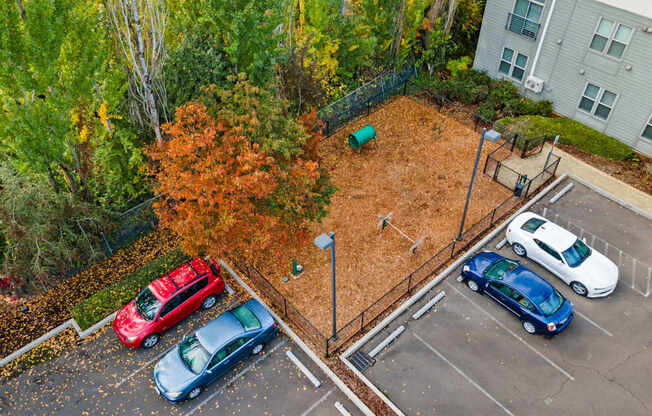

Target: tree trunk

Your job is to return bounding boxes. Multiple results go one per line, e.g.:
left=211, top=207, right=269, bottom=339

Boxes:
left=444, top=0, right=459, bottom=35
left=391, top=0, right=406, bottom=67
left=130, top=0, right=163, bottom=146
left=425, top=0, right=447, bottom=50
left=15, top=0, right=26, bottom=21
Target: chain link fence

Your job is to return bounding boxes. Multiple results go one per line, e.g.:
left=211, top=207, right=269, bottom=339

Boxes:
left=317, top=65, right=418, bottom=137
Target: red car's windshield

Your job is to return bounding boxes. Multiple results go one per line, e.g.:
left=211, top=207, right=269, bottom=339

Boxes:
left=135, top=288, right=161, bottom=321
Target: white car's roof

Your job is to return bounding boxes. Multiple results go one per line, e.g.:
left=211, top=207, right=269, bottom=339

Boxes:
left=513, top=212, right=577, bottom=252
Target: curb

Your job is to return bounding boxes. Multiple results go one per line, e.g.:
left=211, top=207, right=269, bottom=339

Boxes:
left=338, top=173, right=567, bottom=415
left=219, top=259, right=376, bottom=416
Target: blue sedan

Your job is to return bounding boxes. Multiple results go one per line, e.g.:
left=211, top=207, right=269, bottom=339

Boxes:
left=461, top=252, right=574, bottom=336
left=153, top=299, right=278, bottom=402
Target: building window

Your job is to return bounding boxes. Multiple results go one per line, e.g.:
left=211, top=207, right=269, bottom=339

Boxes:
left=589, top=18, right=633, bottom=59
left=578, top=83, right=617, bottom=120
left=642, top=115, right=652, bottom=141
left=507, top=0, right=544, bottom=39
left=513, top=0, right=545, bottom=22
left=499, top=48, right=528, bottom=81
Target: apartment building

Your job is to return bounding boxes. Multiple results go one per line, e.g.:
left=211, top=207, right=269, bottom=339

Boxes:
left=473, top=0, right=652, bottom=156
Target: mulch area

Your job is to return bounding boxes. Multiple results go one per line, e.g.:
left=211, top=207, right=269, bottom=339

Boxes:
left=558, top=144, right=652, bottom=195
left=0, top=229, right=180, bottom=359
left=252, top=96, right=511, bottom=335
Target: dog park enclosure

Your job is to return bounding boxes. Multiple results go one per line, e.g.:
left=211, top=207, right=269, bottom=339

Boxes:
left=242, top=96, right=512, bottom=346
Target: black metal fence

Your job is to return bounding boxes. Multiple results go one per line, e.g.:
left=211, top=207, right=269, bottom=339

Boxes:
left=233, top=81, right=562, bottom=357
left=317, top=65, right=418, bottom=137
left=483, top=131, right=561, bottom=194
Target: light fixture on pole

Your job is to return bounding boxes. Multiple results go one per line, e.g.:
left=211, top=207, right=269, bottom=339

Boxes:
left=457, top=128, right=502, bottom=241
left=314, top=231, right=337, bottom=340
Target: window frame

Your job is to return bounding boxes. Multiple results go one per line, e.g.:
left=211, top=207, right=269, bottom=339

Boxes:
left=534, top=239, right=564, bottom=262
left=588, top=17, right=634, bottom=61
left=511, top=0, right=546, bottom=23
left=159, top=294, right=182, bottom=319
left=577, top=82, right=618, bottom=122
left=640, top=113, right=652, bottom=141
left=498, top=47, right=529, bottom=83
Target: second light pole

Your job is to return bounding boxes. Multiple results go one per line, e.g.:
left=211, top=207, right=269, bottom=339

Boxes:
left=457, top=128, right=501, bottom=240
left=314, top=231, right=337, bottom=340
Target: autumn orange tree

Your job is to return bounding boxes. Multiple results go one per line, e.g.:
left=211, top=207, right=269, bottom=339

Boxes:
left=147, top=75, right=335, bottom=260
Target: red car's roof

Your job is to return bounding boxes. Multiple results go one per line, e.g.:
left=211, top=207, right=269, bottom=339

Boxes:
left=149, top=257, right=212, bottom=300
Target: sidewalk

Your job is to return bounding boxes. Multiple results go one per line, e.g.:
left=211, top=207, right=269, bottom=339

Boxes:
left=503, top=143, right=652, bottom=215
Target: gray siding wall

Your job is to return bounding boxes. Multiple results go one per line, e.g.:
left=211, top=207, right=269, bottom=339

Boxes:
left=474, top=0, right=652, bottom=156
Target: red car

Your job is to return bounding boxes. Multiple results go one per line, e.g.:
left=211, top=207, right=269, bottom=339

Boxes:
left=112, top=257, right=225, bottom=349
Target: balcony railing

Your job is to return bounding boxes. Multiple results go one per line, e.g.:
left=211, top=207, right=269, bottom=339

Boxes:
left=506, top=13, right=541, bottom=40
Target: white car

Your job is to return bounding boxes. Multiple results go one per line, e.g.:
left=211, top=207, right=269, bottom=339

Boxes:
left=505, top=212, right=619, bottom=298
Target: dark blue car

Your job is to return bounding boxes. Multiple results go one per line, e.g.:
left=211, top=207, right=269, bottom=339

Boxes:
left=461, top=252, right=574, bottom=336
left=153, top=299, right=278, bottom=402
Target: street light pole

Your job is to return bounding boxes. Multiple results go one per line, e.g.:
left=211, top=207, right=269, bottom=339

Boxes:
left=314, top=231, right=337, bottom=341
left=328, top=232, right=336, bottom=340
left=457, top=128, right=487, bottom=241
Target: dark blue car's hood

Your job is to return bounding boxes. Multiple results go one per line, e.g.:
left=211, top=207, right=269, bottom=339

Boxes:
left=465, top=252, right=504, bottom=274
left=153, top=347, right=197, bottom=392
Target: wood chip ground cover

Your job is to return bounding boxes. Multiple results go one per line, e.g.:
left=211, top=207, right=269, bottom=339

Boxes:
left=253, top=96, right=511, bottom=335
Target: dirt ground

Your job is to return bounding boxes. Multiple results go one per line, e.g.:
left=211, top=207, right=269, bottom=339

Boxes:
left=255, top=96, right=511, bottom=334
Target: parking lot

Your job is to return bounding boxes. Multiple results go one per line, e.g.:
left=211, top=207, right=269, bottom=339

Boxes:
left=0, top=291, right=361, bottom=416
left=350, top=177, right=652, bottom=415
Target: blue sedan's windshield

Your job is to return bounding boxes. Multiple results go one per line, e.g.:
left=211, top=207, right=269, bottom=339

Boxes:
left=179, top=334, right=211, bottom=374
left=538, top=290, right=563, bottom=316
left=562, top=239, right=591, bottom=268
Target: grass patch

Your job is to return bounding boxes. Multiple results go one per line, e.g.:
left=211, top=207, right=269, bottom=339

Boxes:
left=70, top=248, right=191, bottom=330
left=495, top=116, right=635, bottom=161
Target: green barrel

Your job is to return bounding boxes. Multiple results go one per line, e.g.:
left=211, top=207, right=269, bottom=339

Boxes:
left=348, top=125, right=376, bottom=150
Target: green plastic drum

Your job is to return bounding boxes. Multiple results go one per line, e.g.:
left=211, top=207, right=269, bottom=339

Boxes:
left=348, top=125, right=376, bottom=150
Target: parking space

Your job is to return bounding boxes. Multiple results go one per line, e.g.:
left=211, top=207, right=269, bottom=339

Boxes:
left=0, top=292, right=361, bottom=416
left=351, top=178, right=652, bottom=415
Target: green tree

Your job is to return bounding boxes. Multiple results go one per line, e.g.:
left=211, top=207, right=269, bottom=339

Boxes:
left=0, top=0, right=147, bottom=211
left=164, top=27, right=230, bottom=113
left=0, top=163, right=106, bottom=292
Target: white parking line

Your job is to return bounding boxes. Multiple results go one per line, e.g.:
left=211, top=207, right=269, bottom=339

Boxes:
left=299, top=387, right=336, bottom=416
left=575, top=310, right=613, bottom=337
left=114, top=345, right=176, bottom=388
left=286, top=350, right=322, bottom=388
left=413, top=332, right=514, bottom=416
left=334, top=401, right=353, bottom=416
left=185, top=339, right=287, bottom=416
left=447, top=282, right=575, bottom=381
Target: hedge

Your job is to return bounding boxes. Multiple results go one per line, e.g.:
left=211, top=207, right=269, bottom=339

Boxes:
left=0, top=228, right=180, bottom=359
left=495, top=115, right=635, bottom=161
left=70, top=248, right=191, bottom=330
left=424, top=68, right=553, bottom=122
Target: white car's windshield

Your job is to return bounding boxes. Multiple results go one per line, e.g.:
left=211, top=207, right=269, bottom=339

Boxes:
left=562, top=239, right=591, bottom=268
left=539, top=290, right=563, bottom=316
left=179, top=334, right=211, bottom=374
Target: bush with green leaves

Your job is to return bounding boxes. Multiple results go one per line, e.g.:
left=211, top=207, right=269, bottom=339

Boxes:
left=70, top=248, right=191, bottom=330
left=427, top=69, right=552, bottom=121
left=495, top=116, right=635, bottom=160
left=0, top=164, right=107, bottom=293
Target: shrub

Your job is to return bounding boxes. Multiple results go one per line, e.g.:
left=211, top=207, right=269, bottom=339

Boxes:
left=70, top=248, right=191, bottom=330
left=476, top=102, right=496, bottom=123
left=495, top=116, right=635, bottom=160
left=446, top=56, right=473, bottom=78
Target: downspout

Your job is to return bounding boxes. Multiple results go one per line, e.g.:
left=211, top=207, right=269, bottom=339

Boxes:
left=529, top=0, right=557, bottom=78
